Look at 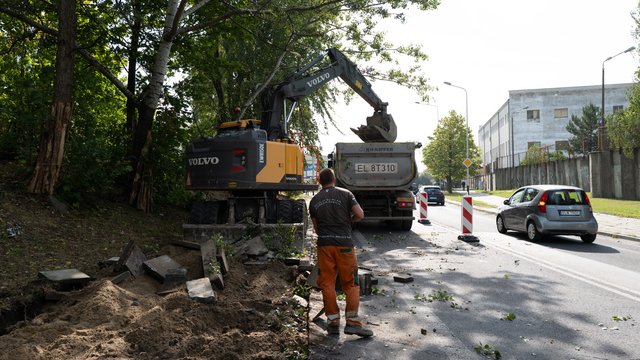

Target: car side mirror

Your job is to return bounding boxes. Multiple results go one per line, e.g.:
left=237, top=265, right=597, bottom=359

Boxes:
left=503, top=199, right=510, bottom=205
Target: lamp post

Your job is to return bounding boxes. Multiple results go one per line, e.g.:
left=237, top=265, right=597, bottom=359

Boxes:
left=444, top=81, right=469, bottom=190
left=600, top=46, right=635, bottom=151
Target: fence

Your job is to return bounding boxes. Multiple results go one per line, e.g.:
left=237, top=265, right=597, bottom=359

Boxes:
left=477, top=148, right=640, bottom=201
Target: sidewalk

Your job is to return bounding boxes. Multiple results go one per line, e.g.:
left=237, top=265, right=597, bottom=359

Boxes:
left=449, top=190, right=640, bottom=242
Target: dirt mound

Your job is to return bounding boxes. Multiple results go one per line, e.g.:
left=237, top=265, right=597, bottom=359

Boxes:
left=0, top=248, right=307, bottom=360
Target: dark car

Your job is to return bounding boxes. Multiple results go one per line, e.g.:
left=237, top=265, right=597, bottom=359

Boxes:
left=496, top=185, right=598, bottom=243
left=420, top=185, right=445, bottom=205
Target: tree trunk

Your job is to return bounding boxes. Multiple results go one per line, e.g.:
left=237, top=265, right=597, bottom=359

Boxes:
left=126, top=0, right=141, bottom=132
left=28, top=0, right=76, bottom=195
left=128, top=0, right=185, bottom=211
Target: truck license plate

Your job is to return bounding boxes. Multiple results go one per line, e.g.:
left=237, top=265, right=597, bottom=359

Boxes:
left=355, top=163, right=398, bottom=174
left=560, top=210, right=580, bottom=216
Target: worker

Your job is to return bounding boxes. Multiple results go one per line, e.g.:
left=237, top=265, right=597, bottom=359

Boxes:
left=309, top=168, right=372, bottom=337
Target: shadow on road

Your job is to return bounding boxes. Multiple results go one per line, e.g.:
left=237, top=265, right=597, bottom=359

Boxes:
left=503, top=232, right=620, bottom=253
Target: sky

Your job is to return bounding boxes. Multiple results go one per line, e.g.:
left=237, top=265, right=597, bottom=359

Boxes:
left=318, top=0, right=639, bottom=171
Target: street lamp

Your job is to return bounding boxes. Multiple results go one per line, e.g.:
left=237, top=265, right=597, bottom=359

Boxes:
left=444, top=81, right=469, bottom=191
left=599, top=46, right=635, bottom=151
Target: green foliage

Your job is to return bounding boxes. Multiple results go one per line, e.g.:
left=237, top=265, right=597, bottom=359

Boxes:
left=502, top=313, right=516, bottom=321
left=612, top=315, right=632, bottom=322
left=2, top=0, right=442, bottom=208
left=474, top=343, right=502, bottom=359
left=520, top=145, right=546, bottom=165
left=421, top=110, right=481, bottom=192
left=608, top=83, right=640, bottom=157
left=566, top=103, right=599, bottom=155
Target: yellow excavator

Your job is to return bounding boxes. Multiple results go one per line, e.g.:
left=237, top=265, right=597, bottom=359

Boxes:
left=185, top=48, right=397, bottom=227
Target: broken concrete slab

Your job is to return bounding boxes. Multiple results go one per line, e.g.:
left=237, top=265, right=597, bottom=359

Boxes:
left=298, top=258, right=314, bottom=272
left=201, top=240, right=224, bottom=289
left=242, top=236, right=269, bottom=257
left=143, top=255, right=183, bottom=283
left=393, top=274, right=414, bottom=284
left=306, top=265, right=319, bottom=289
left=164, top=267, right=188, bottom=287
left=98, top=256, right=120, bottom=269
left=292, top=295, right=309, bottom=308
left=48, top=195, right=69, bottom=214
left=38, top=269, right=91, bottom=285
left=124, top=245, right=146, bottom=277
left=116, top=240, right=135, bottom=270
left=358, top=271, right=373, bottom=296
left=216, top=247, right=229, bottom=276
left=110, top=271, right=132, bottom=285
left=170, top=239, right=201, bottom=250
left=283, top=257, right=300, bottom=266
left=187, top=278, right=216, bottom=303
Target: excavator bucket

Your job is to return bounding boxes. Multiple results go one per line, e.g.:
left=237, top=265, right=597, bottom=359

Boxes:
left=351, top=112, right=397, bottom=143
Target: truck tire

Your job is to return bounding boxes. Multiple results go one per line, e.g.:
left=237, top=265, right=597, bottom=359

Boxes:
left=277, top=200, right=293, bottom=223
left=190, top=201, right=220, bottom=224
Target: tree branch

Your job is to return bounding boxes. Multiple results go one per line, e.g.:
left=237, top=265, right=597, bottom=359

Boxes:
left=0, top=6, right=57, bottom=36
left=177, top=8, right=268, bottom=35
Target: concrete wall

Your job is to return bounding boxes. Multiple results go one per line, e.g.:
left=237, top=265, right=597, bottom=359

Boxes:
left=480, top=148, right=640, bottom=200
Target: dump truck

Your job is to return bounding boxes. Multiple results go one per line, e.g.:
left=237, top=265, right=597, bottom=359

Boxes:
left=329, top=142, right=420, bottom=231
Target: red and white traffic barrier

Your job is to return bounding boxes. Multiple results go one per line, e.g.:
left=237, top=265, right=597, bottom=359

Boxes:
left=458, top=195, right=478, bottom=242
left=418, top=192, right=430, bottom=224
left=461, top=195, right=472, bottom=233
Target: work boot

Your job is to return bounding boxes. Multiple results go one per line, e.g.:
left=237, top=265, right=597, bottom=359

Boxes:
left=326, top=320, right=340, bottom=335
left=344, top=324, right=373, bottom=338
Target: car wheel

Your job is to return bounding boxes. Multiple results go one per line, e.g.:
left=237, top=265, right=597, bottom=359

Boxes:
left=580, top=233, right=596, bottom=243
left=496, top=215, right=507, bottom=234
left=526, top=221, right=542, bottom=242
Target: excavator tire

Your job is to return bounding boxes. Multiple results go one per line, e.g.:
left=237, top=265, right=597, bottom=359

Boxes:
left=277, top=200, right=293, bottom=223
left=190, top=201, right=220, bottom=224
left=292, top=200, right=306, bottom=223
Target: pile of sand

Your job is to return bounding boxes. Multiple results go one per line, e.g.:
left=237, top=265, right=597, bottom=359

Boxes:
left=0, top=247, right=307, bottom=360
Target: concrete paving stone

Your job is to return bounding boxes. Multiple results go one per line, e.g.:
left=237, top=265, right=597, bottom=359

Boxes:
left=216, top=247, right=229, bottom=275
left=186, top=278, right=216, bottom=303
left=98, top=256, right=120, bottom=268
left=124, top=245, right=147, bottom=277
left=110, top=271, right=132, bottom=285
left=306, top=265, right=319, bottom=289
left=143, top=255, right=182, bottom=283
left=283, top=257, right=300, bottom=266
left=38, top=269, right=91, bottom=285
left=116, top=240, right=135, bottom=270
left=170, top=239, right=201, bottom=250
left=393, top=274, right=414, bottom=283
left=243, top=236, right=269, bottom=257
left=164, top=267, right=188, bottom=286
left=201, top=240, right=224, bottom=289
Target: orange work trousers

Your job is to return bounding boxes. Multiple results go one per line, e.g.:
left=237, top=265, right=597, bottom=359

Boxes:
left=316, top=246, right=361, bottom=326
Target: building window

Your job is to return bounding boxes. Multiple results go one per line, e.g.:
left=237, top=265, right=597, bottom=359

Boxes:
left=527, top=109, right=540, bottom=122
left=528, top=141, right=541, bottom=149
left=554, top=108, right=568, bottom=118
left=555, top=140, right=570, bottom=151
left=613, top=105, right=624, bottom=113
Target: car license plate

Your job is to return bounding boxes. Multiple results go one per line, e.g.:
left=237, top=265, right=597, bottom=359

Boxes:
left=429, top=196, right=437, bottom=200
left=355, top=163, right=398, bottom=174
left=560, top=210, right=581, bottom=216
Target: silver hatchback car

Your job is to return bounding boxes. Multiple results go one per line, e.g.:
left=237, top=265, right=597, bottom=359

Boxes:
left=496, top=185, right=598, bottom=243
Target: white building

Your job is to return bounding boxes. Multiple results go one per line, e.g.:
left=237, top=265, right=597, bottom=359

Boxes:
left=478, top=83, right=632, bottom=172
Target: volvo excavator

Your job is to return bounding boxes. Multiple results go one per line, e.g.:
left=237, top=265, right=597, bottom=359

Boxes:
left=185, top=48, right=400, bottom=232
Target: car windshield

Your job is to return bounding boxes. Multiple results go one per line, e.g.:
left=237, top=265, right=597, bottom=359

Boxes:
left=546, top=189, right=588, bottom=205
left=424, top=187, right=440, bottom=193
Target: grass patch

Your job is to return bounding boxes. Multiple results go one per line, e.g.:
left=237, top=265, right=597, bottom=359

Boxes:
left=447, top=192, right=496, bottom=209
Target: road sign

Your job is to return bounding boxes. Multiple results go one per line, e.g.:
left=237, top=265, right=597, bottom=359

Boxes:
left=463, top=158, right=472, bottom=168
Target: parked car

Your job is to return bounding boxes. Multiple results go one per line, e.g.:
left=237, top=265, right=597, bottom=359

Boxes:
left=420, top=185, right=445, bottom=205
left=496, top=185, right=598, bottom=243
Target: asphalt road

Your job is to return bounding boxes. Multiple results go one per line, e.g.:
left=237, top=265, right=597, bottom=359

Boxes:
left=309, top=202, right=640, bottom=359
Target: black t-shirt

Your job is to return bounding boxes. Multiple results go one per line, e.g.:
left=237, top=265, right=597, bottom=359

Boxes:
left=309, top=186, right=359, bottom=247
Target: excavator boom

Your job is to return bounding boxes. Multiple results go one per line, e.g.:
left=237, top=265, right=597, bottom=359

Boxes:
left=261, top=48, right=397, bottom=143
